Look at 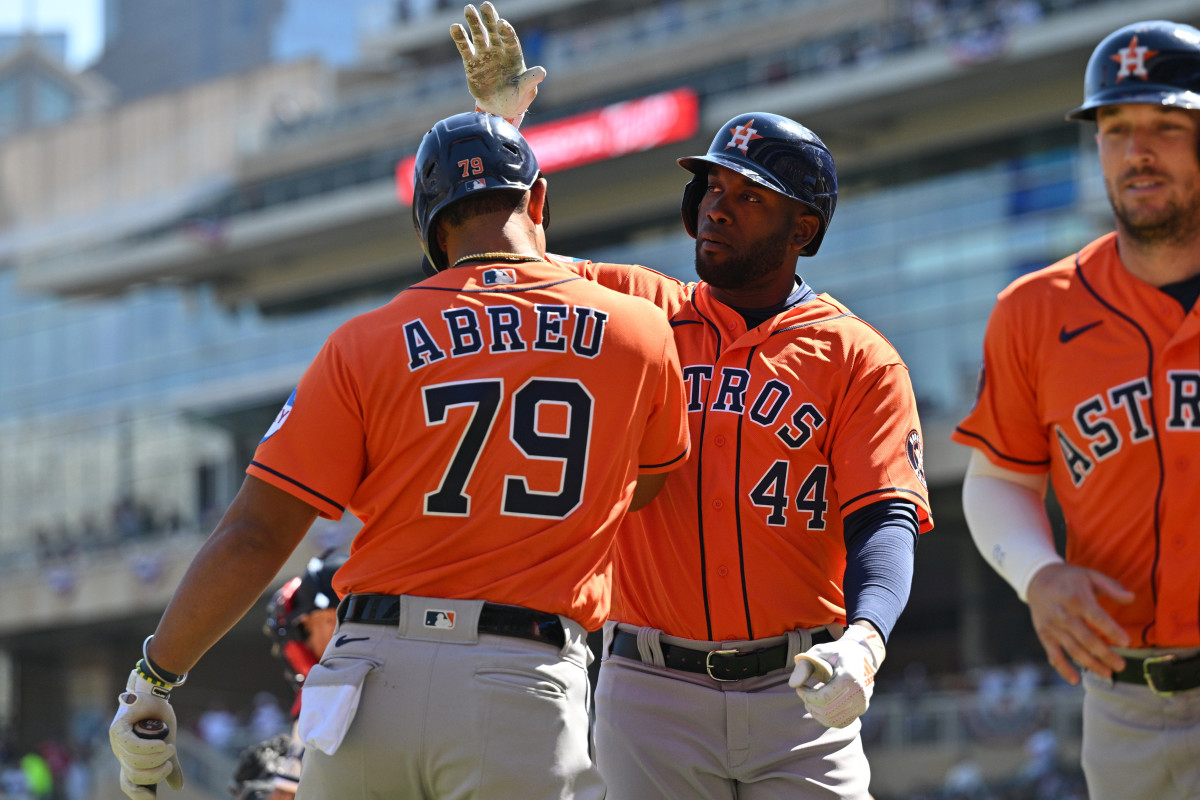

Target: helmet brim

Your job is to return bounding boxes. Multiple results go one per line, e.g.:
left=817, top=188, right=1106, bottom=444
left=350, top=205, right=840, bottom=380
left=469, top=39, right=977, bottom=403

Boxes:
left=1067, top=88, right=1200, bottom=120
left=677, top=154, right=792, bottom=198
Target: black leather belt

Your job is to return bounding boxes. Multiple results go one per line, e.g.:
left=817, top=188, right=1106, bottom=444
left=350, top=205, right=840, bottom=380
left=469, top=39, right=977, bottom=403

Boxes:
left=337, top=594, right=566, bottom=649
left=610, top=628, right=834, bottom=682
left=1112, top=651, right=1200, bottom=695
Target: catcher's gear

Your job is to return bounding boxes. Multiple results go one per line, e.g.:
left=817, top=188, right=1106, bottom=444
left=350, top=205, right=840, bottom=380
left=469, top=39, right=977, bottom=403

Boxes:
left=230, top=734, right=304, bottom=800
left=109, top=670, right=184, bottom=799
left=265, top=553, right=346, bottom=649
left=265, top=552, right=346, bottom=693
left=412, top=111, right=544, bottom=274
left=1067, top=19, right=1200, bottom=121
left=678, top=112, right=838, bottom=256
left=788, top=624, right=886, bottom=729
left=451, top=2, right=546, bottom=125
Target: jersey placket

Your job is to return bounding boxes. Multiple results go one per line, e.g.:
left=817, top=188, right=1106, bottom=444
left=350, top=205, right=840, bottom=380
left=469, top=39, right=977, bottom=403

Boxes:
left=694, top=299, right=777, bottom=640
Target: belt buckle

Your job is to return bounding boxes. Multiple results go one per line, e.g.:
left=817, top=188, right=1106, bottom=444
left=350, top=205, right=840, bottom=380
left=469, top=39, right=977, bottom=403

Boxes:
left=705, top=648, right=740, bottom=682
left=1141, top=654, right=1176, bottom=697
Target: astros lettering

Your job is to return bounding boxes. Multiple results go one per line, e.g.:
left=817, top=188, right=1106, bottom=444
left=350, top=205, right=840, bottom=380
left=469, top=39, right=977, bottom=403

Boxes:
left=1058, top=370, right=1200, bottom=486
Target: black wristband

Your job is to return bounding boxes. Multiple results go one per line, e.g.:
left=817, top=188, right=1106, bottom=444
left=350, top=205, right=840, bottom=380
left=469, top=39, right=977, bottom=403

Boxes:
left=141, top=635, right=188, bottom=687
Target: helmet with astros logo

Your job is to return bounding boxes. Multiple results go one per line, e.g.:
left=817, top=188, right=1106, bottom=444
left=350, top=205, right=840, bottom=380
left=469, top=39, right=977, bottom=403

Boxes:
left=412, top=111, right=544, bottom=275
left=1067, top=20, right=1200, bottom=121
left=677, top=112, right=838, bottom=256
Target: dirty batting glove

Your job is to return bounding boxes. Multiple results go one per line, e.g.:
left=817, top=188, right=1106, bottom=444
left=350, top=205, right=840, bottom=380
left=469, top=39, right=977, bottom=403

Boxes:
left=789, top=624, right=886, bottom=728
left=450, top=2, right=546, bottom=126
left=109, top=666, right=185, bottom=799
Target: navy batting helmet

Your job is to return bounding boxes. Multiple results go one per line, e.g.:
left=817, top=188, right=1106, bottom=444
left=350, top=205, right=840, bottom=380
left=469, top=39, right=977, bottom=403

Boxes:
left=1067, top=20, right=1200, bottom=121
left=412, top=111, right=543, bottom=274
left=678, top=112, right=838, bottom=256
left=264, top=551, right=346, bottom=650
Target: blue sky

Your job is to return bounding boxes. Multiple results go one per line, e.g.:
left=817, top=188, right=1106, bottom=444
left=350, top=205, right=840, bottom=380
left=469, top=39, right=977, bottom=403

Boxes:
left=0, top=0, right=102, bottom=68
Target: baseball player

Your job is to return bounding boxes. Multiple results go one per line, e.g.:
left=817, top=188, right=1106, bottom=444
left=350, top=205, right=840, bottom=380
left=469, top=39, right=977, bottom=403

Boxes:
left=263, top=552, right=346, bottom=720
left=954, top=20, right=1200, bottom=800
left=453, top=6, right=933, bottom=798
left=107, top=111, right=691, bottom=800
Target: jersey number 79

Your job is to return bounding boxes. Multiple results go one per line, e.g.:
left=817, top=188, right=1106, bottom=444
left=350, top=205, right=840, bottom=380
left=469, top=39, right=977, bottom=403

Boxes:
left=422, top=378, right=593, bottom=519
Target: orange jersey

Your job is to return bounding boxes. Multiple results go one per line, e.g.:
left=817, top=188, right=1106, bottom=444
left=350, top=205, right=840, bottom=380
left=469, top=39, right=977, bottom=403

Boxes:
left=248, top=260, right=690, bottom=631
left=954, top=232, right=1200, bottom=648
left=558, top=257, right=933, bottom=641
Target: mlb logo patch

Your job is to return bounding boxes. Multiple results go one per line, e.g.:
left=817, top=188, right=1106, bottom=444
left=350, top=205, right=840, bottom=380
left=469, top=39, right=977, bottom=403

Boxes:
left=424, top=610, right=456, bottom=629
left=466, top=178, right=487, bottom=191
left=483, top=268, right=517, bottom=286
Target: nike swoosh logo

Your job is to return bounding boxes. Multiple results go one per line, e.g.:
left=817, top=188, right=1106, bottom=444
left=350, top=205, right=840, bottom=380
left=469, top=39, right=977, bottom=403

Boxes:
left=1059, top=321, right=1102, bottom=343
left=334, top=635, right=370, bottom=647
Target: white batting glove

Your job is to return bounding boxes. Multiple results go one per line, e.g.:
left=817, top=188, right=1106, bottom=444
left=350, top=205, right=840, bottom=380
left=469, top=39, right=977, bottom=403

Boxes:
left=450, top=2, right=546, bottom=125
left=109, top=670, right=185, bottom=799
left=789, top=624, right=886, bottom=728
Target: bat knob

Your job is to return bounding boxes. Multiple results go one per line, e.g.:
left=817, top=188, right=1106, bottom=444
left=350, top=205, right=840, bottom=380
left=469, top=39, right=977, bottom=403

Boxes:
left=133, top=719, right=170, bottom=740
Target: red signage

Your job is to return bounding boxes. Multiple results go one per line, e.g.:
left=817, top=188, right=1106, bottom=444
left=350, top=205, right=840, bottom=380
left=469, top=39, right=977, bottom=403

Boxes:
left=396, top=87, right=699, bottom=205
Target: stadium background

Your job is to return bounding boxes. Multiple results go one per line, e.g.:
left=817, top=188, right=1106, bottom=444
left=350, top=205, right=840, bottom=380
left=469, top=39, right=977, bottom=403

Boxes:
left=3, top=0, right=1195, bottom=797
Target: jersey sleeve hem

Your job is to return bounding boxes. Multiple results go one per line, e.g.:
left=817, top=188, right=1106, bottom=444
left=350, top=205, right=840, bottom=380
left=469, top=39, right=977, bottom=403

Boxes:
left=638, top=444, right=690, bottom=474
left=838, top=488, right=933, bottom=532
left=951, top=427, right=1051, bottom=472
left=246, top=460, right=346, bottom=520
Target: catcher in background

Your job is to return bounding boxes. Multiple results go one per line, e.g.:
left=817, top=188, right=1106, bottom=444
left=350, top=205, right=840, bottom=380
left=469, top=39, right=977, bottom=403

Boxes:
left=263, top=552, right=346, bottom=721
left=453, top=5, right=932, bottom=799
left=224, top=553, right=345, bottom=800
left=954, top=20, right=1200, bottom=800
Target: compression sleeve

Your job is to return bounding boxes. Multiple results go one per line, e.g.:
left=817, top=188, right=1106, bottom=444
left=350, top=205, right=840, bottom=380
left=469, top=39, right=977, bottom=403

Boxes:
left=842, top=498, right=919, bottom=642
left=961, top=468, right=1060, bottom=603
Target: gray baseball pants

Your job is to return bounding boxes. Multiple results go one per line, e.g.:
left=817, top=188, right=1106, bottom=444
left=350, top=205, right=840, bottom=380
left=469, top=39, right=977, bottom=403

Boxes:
left=295, top=595, right=603, bottom=800
left=594, top=624, right=871, bottom=800
left=1081, top=668, right=1200, bottom=800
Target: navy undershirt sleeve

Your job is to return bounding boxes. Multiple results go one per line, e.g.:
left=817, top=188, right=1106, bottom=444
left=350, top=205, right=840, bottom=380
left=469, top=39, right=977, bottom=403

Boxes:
left=842, top=498, right=919, bottom=642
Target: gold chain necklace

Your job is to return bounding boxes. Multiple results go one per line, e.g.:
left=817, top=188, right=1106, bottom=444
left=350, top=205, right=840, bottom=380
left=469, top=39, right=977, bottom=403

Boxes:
left=451, top=251, right=542, bottom=268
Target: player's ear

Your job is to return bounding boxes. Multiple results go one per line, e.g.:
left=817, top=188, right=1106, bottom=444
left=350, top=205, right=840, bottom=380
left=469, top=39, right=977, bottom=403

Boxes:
left=790, top=212, right=820, bottom=255
left=528, top=178, right=548, bottom=227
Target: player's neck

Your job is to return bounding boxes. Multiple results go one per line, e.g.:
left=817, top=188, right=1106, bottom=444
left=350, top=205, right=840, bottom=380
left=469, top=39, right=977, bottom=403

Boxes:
left=1115, top=229, right=1200, bottom=288
left=446, top=238, right=543, bottom=269
left=707, top=270, right=799, bottom=310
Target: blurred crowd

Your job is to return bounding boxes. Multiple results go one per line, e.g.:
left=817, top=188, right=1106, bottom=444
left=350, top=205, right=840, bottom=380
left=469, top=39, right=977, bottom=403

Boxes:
left=867, top=662, right=1090, bottom=800
left=0, top=726, right=101, bottom=800
left=888, top=732, right=1090, bottom=800
left=194, top=693, right=292, bottom=759
left=29, top=497, right=199, bottom=566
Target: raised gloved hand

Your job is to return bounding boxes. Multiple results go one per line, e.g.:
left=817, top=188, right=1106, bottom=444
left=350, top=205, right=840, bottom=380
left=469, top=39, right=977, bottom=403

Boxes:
left=789, top=624, right=886, bottom=728
left=451, top=2, right=546, bottom=125
left=109, top=669, right=184, bottom=799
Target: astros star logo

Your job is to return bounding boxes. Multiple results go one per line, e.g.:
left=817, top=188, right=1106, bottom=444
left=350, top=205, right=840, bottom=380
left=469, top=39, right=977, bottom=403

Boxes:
left=906, top=429, right=927, bottom=490
left=1111, top=35, right=1158, bottom=81
left=726, top=121, right=763, bottom=153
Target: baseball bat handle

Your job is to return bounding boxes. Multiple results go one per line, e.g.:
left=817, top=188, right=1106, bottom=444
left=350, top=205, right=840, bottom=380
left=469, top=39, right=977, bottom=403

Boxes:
left=795, top=653, right=834, bottom=683
left=132, top=719, right=169, bottom=795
